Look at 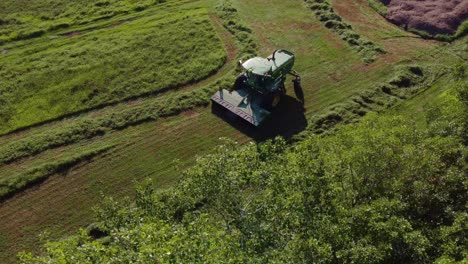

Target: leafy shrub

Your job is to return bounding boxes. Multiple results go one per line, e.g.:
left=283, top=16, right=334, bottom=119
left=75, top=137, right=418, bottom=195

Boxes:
left=454, top=21, right=468, bottom=39
left=366, top=0, right=387, bottom=16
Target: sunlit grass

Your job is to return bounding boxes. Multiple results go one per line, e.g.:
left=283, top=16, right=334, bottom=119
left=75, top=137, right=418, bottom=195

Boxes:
left=0, top=3, right=226, bottom=134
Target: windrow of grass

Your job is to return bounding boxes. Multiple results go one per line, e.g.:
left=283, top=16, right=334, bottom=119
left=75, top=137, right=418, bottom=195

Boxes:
left=294, top=64, right=452, bottom=141
left=216, top=0, right=257, bottom=59
left=0, top=0, right=169, bottom=44
left=0, top=84, right=222, bottom=165
left=0, top=144, right=114, bottom=201
left=0, top=0, right=255, bottom=167
left=304, top=0, right=385, bottom=63
left=0, top=4, right=226, bottom=134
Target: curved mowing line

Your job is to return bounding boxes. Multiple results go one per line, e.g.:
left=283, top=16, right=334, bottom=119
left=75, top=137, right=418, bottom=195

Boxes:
left=0, top=0, right=252, bottom=167
left=0, top=15, right=238, bottom=139
left=0, top=13, right=241, bottom=165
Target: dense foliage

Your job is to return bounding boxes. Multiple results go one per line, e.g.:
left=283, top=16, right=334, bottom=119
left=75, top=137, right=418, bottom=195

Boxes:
left=20, top=82, right=467, bottom=263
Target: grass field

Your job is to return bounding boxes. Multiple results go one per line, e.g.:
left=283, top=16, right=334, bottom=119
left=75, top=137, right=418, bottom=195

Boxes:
left=0, top=0, right=166, bottom=43
left=0, top=0, right=226, bottom=134
left=0, top=0, right=465, bottom=262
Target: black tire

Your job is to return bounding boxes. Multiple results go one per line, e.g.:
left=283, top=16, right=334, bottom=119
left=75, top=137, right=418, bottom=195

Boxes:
left=261, top=93, right=281, bottom=111
left=233, top=74, right=247, bottom=90
left=279, top=81, right=286, bottom=94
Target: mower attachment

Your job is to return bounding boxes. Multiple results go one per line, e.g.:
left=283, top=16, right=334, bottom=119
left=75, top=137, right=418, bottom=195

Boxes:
left=211, top=89, right=271, bottom=126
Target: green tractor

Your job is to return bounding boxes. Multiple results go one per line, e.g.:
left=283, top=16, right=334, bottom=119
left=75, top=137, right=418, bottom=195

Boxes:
left=211, top=49, right=300, bottom=126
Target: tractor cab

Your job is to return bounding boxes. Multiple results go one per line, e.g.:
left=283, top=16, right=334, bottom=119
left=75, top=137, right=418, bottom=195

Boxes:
left=240, top=50, right=296, bottom=94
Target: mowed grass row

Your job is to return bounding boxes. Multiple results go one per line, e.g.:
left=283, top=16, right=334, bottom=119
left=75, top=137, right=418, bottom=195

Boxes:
left=0, top=2, right=226, bottom=134
left=304, top=0, right=385, bottom=63
left=0, top=144, right=115, bottom=201
left=0, top=0, right=253, bottom=205
left=0, top=109, right=249, bottom=263
left=0, top=0, right=168, bottom=43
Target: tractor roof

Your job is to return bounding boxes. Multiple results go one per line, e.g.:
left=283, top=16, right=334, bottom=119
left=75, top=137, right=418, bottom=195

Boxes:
left=241, top=50, right=294, bottom=76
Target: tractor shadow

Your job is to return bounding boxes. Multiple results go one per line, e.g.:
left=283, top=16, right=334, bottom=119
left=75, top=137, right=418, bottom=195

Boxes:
left=212, top=95, right=307, bottom=142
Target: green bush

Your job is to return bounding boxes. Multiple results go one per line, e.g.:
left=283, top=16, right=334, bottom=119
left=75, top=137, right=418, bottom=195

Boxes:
left=454, top=21, right=468, bottom=39
left=366, top=0, right=387, bottom=16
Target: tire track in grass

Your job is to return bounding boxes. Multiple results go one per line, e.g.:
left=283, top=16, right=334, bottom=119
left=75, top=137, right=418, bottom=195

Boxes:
left=0, top=109, right=249, bottom=262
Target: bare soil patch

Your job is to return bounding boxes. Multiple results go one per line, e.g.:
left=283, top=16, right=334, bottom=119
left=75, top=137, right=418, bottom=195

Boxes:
left=181, top=109, right=200, bottom=118
left=381, top=0, right=468, bottom=35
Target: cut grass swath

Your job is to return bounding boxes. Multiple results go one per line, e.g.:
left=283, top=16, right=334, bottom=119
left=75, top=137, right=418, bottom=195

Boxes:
left=305, top=0, right=385, bottom=63
left=0, top=144, right=115, bottom=201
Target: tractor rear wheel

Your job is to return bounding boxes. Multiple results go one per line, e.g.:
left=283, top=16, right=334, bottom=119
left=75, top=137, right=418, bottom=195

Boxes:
left=262, top=93, right=282, bottom=111
left=272, top=94, right=281, bottom=107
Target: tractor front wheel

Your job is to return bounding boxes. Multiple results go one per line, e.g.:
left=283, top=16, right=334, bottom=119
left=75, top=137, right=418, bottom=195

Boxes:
left=279, top=82, right=286, bottom=94
left=233, top=74, right=247, bottom=90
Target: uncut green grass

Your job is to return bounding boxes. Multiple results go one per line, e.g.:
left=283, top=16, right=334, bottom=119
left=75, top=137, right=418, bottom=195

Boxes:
left=0, top=2, right=226, bottom=134
left=0, top=0, right=166, bottom=42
